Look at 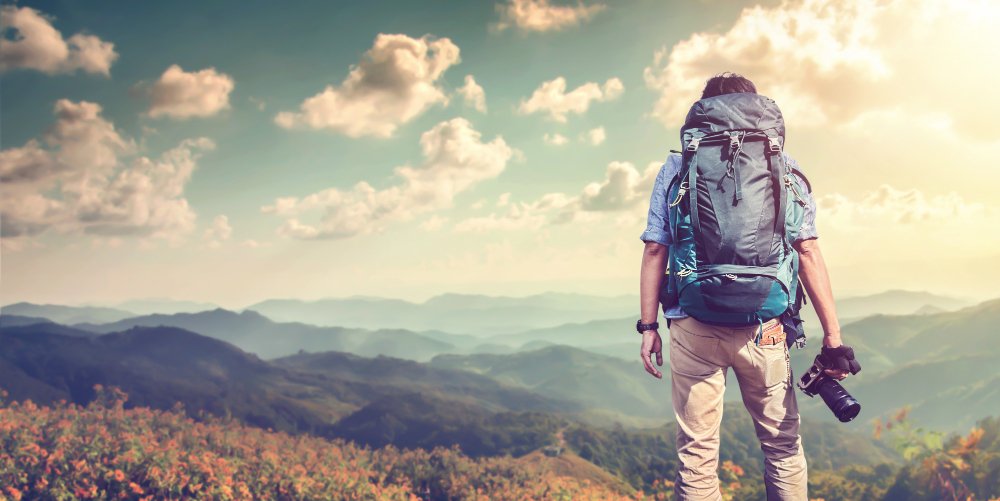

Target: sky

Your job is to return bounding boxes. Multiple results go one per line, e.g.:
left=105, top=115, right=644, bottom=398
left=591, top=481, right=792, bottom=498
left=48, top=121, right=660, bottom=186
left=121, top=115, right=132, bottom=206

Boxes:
left=2, top=0, right=999, bottom=309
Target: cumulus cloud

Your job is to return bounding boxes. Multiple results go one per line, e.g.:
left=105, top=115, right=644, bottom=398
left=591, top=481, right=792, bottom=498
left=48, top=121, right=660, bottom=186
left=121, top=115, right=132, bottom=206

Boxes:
left=275, top=33, right=461, bottom=138
left=583, top=126, right=605, bottom=145
left=518, top=76, right=623, bottom=122
left=262, top=118, right=514, bottom=239
left=543, top=132, right=569, bottom=146
left=643, top=0, right=1000, bottom=135
left=493, top=0, right=606, bottom=32
left=0, top=5, right=117, bottom=75
left=203, top=214, right=233, bottom=248
left=145, top=65, right=235, bottom=119
left=454, top=160, right=659, bottom=232
left=0, top=99, right=213, bottom=250
left=457, top=75, right=487, bottom=113
left=454, top=192, right=576, bottom=232
left=818, top=185, right=987, bottom=228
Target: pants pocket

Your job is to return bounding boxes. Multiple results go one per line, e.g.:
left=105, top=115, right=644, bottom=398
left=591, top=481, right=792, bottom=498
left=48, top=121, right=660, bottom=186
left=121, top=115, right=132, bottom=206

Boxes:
left=669, top=319, right=721, bottom=377
left=762, top=343, right=790, bottom=388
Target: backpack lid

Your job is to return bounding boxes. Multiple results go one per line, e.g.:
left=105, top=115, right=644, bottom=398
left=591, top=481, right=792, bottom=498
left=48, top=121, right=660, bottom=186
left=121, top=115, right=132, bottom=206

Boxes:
left=680, top=93, right=785, bottom=148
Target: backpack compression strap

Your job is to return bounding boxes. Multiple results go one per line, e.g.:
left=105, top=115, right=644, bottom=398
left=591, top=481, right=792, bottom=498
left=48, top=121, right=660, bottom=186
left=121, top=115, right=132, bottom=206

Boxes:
left=765, top=130, right=788, bottom=251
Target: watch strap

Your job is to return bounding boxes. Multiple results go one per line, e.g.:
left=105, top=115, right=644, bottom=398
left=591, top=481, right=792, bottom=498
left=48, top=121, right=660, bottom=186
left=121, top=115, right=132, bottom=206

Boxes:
left=636, top=319, right=659, bottom=333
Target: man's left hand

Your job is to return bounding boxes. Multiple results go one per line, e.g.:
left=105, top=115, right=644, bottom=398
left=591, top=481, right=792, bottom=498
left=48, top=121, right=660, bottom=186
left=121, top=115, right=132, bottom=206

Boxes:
left=640, top=330, right=663, bottom=379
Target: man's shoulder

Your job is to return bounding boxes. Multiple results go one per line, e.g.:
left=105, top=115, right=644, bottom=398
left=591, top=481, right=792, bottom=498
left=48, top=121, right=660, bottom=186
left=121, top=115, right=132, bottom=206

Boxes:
left=664, top=152, right=683, bottom=179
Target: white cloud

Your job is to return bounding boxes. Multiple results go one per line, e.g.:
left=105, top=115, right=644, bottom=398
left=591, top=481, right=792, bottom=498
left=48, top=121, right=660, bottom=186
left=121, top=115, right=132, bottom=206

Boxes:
left=818, top=185, right=987, bottom=228
left=262, top=118, right=514, bottom=239
left=543, top=132, right=569, bottom=146
left=580, top=161, right=658, bottom=211
left=275, top=33, right=460, bottom=138
left=454, top=160, right=660, bottom=232
left=497, top=192, right=511, bottom=207
left=493, top=0, right=606, bottom=33
left=0, top=99, right=213, bottom=250
left=203, top=214, right=233, bottom=248
left=454, top=192, right=576, bottom=233
left=583, top=126, right=605, bottom=145
left=643, top=0, right=1000, bottom=135
left=146, top=65, right=235, bottom=119
left=0, top=5, right=117, bottom=75
left=457, top=75, right=487, bottom=113
left=518, top=77, right=623, bottom=122
left=644, top=0, right=887, bottom=128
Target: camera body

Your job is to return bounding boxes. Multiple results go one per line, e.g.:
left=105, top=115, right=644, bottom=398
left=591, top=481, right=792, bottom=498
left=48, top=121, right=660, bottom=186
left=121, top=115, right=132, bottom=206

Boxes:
left=798, top=354, right=861, bottom=422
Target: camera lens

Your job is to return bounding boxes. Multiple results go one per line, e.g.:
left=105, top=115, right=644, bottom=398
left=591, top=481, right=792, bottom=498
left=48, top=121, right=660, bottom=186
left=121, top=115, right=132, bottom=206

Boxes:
left=817, top=378, right=861, bottom=422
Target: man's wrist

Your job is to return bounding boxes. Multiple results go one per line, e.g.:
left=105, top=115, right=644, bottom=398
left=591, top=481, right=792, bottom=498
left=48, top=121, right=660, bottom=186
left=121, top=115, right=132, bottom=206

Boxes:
left=636, top=319, right=659, bottom=333
left=823, top=332, right=843, bottom=347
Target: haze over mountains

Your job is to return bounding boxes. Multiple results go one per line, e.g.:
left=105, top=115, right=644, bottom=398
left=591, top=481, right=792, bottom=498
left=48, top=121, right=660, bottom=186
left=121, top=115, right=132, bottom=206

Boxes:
left=1, top=288, right=994, bottom=435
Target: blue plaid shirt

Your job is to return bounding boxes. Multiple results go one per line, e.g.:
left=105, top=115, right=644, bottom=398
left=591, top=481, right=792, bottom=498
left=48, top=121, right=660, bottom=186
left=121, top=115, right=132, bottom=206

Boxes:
left=640, top=152, right=818, bottom=319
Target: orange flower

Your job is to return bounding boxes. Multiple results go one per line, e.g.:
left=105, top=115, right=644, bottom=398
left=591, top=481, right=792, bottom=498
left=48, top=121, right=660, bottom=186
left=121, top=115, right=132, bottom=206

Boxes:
left=5, top=486, right=23, bottom=501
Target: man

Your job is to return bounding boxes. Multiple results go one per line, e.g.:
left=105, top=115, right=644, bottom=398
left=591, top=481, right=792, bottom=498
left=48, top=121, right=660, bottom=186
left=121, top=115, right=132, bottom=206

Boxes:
left=637, top=73, right=855, bottom=501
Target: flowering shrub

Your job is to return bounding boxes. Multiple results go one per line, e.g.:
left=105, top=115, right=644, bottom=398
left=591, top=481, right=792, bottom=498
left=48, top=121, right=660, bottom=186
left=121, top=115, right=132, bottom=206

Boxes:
left=0, top=386, right=646, bottom=500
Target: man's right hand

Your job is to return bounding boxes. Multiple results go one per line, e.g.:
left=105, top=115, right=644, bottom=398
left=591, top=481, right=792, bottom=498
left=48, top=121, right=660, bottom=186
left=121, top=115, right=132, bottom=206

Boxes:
left=640, top=330, right=664, bottom=379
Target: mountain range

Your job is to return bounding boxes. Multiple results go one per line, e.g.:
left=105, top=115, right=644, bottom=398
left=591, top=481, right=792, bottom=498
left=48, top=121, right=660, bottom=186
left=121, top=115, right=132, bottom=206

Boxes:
left=2, top=289, right=994, bottom=433
left=0, top=319, right=896, bottom=477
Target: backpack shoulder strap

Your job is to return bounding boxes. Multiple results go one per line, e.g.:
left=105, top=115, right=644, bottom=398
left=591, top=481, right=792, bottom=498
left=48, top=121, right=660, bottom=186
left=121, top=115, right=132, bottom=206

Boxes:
left=791, top=167, right=812, bottom=193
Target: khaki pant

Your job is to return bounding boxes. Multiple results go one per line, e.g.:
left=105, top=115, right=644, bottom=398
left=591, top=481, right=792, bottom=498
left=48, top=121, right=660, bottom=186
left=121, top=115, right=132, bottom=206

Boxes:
left=668, top=316, right=808, bottom=501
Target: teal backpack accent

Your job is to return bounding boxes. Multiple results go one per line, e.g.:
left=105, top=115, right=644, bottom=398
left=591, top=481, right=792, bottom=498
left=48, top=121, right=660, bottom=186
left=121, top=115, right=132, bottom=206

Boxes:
left=660, top=93, right=810, bottom=340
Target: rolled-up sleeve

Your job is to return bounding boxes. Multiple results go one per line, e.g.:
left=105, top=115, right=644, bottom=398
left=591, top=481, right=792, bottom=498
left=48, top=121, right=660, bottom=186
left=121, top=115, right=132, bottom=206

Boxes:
left=639, top=160, right=672, bottom=247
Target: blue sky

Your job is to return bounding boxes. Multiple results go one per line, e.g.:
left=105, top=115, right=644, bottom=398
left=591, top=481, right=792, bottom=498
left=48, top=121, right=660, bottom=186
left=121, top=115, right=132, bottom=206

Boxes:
left=2, top=0, right=999, bottom=308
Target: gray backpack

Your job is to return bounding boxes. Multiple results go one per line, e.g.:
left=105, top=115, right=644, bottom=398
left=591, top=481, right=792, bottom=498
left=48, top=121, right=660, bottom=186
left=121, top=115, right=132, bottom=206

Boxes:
left=661, top=93, right=809, bottom=342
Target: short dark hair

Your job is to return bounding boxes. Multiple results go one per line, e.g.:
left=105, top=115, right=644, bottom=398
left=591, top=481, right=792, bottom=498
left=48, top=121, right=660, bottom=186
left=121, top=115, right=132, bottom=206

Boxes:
left=700, top=72, right=757, bottom=99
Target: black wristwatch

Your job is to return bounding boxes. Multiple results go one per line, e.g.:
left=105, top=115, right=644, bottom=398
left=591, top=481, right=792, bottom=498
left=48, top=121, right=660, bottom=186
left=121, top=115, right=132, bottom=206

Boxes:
left=636, top=319, right=659, bottom=334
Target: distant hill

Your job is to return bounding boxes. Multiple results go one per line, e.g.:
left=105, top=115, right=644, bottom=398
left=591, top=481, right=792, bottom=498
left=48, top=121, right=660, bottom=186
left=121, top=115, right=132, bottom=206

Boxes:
left=98, top=297, right=220, bottom=315
left=245, top=292, right=637, bottom=336
left=486, top=317, right=634, bottom=349
left=70, top=307, right=466, bottom=361
left=0, top=323, right=577, bottom=439
left=0, top=324, right=348, bottom=434
left=0, top=302, right=136, bottom=324
left=836, top=289, right=970, bottom=317
left=794, top=298, right=1000, bottom=431
left=430, top=345, right=672, bottom=421
left=329, top=391, right=566, bottom=458
left=272, top=350, right=580, bottom=414
left=0, top=316, right=97, bottom=336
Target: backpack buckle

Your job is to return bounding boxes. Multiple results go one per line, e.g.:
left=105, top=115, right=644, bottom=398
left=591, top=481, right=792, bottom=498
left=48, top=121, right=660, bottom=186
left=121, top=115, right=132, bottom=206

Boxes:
left=768, top=137, right=781, bottom=153
left=729, top=133, right=740, bottom=149
left=686, top=137, right=701, bottom=152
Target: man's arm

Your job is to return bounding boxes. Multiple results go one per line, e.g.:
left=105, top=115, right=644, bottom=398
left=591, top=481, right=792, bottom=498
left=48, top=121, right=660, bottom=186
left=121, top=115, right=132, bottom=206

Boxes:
left=639, top=241, right=667, bottom=378
left=794, top=238, right=842, bottom=349
left=640, top=242, right=668, bottom=325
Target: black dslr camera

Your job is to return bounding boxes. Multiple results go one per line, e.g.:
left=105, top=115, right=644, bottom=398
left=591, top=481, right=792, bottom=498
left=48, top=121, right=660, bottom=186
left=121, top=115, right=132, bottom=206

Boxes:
left=798, top=346, right=862, bottom=423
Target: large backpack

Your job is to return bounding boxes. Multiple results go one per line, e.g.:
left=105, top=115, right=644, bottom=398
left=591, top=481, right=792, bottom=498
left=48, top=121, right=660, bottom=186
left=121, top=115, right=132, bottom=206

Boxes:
left=660, top=93, right=810, bottom=341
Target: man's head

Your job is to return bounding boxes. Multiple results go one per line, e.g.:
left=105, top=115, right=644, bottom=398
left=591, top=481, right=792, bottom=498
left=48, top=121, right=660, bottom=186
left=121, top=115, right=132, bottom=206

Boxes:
left=700, top=72, right=757, bottom=100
